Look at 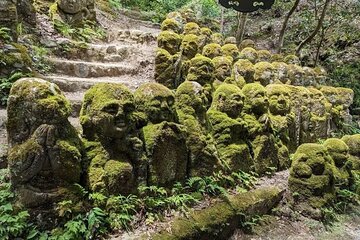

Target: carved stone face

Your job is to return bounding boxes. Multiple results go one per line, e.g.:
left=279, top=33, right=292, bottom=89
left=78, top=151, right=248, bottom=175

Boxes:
left=81, top=83, right=135, bottom=140
left=135, top=83, right=176, bottom=124
left=186, top=55, right=214, bottom=85
left=243, top=83, right=269, bottom=115
left=183, top=22, right=200, bottom=35
left=324, top=139, right=349, bottom=168
left=266, top=84, right=291, bottom=115
left=58, top=0, right=84, bottom=14
left=212, top=56, right=232, bottom=82
left=157, top=31, right=181, bottom=55
left=180, top=34, right=199, bottom=59
left=176, top=81, right=207, bottom=114
left=212, top=84, right=244, bottom=119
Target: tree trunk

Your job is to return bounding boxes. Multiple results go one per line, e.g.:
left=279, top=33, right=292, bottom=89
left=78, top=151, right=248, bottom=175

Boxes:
left=236, top=12, right=248, bottom=46
left=315, top=26, right=326, bottom=66
left=296, top=0, right=331, bottom=55
left=277, top=0, right=301, bottom=53
left=220, top=7, right=224, bottom=34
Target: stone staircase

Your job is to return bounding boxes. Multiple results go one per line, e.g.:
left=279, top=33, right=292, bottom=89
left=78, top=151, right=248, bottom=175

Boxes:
left=44, top=28, right=159, bottom=118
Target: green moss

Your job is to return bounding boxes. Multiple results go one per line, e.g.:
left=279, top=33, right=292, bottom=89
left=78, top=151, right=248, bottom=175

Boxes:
left=240, top=47, right=258, bottom=64
left=232, top=59, right=255, bottom=84
left=202, top=43, right=223, bottom=59
left=257, top=50, right=271, bottom=62
left=284, top=54, right=300, bottom=65
left=271, top=62, right=289, bottom=83
left=239, top=39, right=255, bottom=50
left=155, top=48, right=177, bottom=89
left=157, top=31, right=181, bottom=55
left=183, top=22, right=200, bottom=35
left=212, top=56, right=233, bottom=82
left=210, top=33, right=224, bottom=45
left=180, top=34, right=199, bottom=59
left=186, top=54, right=214, bottom=86
left=161, top=18, right=181, bottom=33
left=224, top=37, right=236, bottom=44
left=222, top=44, right=240, bottom=61
left=342, top=134, right=360, bottom=158
left=270, top=54, right=284, bottom=62
left=242, top=83, right=268, bottom=115
left=287, top=64, right=305, bottom=84
left=253, top=62, right=275, bottom=86
left=200, top=27, right=212, bottom=37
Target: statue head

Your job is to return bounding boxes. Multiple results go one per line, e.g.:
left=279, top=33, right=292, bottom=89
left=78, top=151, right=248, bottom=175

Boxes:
left=202, top=43, right=223, bottom=59
left=240, top=47, right=258, bottom=63
left=324, top=138, right=349, bottom=168
left=242, top=83, right=269, bottom=115
left=161, top=18, right=181, bottom=33
left=224, top=36, right=236, bottom=44
left=232, top=59, right=255, bottom=83
left=80, top=83, right=135, bottom=140
left=210, top=33, right=224, bottom=45
left=257, top=50, right=271, bottom=62
left=211, top=84, right=245, bottom=119
left=134, top=83, right=177, bottom=124
left=253, top=62, right=275, bottom=86
left=287, top=64, right=305, bottom=85
left=239, top=39, right=255, bottom=50
left=212, top=56, right=233, bottom=82
left=183, top=22, right=201, bottom=35
left=7, top=78, right=71, bottom=146
left=284, top=54, right=300, bottom=65
left=157, top=31, right=181, bottom=55
left=175, top=81, right=207, bottom=115
left=222, top=44, right=240, bottom=61
left=180, top=34, right=199, bottom=59
left=186, top=54, right=214, bottom=85
left=342, top=134, right=360, bottom=157
left=271, top=62, right=288, bottom=84
left=58, top=0, right=85, bottom=14
left=266, top=84, right=291, bottom=115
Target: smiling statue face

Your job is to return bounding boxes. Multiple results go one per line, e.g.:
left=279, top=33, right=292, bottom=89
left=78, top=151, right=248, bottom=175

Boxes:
left=243, top=83, right=269, bottom=115
left=135, top=83, right=177, bottom=124
left=186, top=55, right=214, bottom=85
left=181, top=34, right=199, bottom=59
left=266, top=84, right=291, bottom=115
left=324, top=139, right=349, bottom=168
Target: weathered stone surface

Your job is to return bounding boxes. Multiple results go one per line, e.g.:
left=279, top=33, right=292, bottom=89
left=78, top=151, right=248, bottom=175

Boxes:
left=150, top=187, right=284, bottom=240
left=7, top=78, right=83, bottom=207
left=0, top=0, right=18, bottom=40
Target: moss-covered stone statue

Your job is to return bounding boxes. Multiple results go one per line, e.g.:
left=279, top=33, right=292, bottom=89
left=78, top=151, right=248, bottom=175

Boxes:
left=155, top=48, right=177, bottom=89
left=157, top=31, right=181, bottom=55
left=202, top=43, right=223, bottom=59
left=175, top=81, right=221, bottom=176
left=222, top=44, right=240, bottom=63
left=284, top=54, right=300, bottom=65
left=257, top=50, right=271, bottom=62
left=0, top=0, right=18, bottom=41
left=161, top=18, right=182, bottom=34
left=324, top=138, right=352, bottom=190
left=134, top=83, right=188, bottom=186
left=266, top=84, right=294, bottom=169
left=212, top=56, right=233, bottom=87
left=307, top=87, right=330, bottom=142
left=185, top=54, right=215, bottom=105
left=341, top=134, right=360, bottom=194
left=183, top=22, right=201, bottom=35
left=303, top=67, right=316, bottom=86
left=242, top=83, right=279, bottom=174
left=289, top=143, right=335, bottom=217
left=50, top=0, right=95, bottom=26
left=207, top=84, right=254, bottom=172
left=253, top=62, right=275, bottom=86
left=271, top=61, right=289, bottom=84
left=239, top=39, right=255, bottom=50
left=210, top=33, right=224, bottom=45
left=232, top=59, right=254, bottom=85
left=224, top=36, right=237, bottom=45
left=80, top=83, right=145, bottom=195
left=320, top=86, right=354, bottom=132
left=240, top=47, right=258, bottom=63
left=287, top=64, right=305, bottom=86
left=198, top=27, right=213, bottom=52
left=7, top=78, right=83, bottom=207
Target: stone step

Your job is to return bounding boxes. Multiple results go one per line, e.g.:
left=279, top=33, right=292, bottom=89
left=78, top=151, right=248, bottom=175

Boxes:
left=45, top=75, right=153, bottom=93
left=107, top=29, right=158, bottom=44
left=48, top=58, right=139, bottom=78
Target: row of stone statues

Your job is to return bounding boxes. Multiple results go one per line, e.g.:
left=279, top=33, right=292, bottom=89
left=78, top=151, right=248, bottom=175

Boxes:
left=6, top=78, right=355, bottom=208
left=289, top=136, right=360, bottom=217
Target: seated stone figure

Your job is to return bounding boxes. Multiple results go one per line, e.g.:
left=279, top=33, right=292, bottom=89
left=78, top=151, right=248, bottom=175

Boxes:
left=202, top=43, right=223, bottom=59
left=7, top=78, right=83, bottom=207
left=240, top=47, right=258, bottom=64
left=271, top=62, right=289, bottom=84
left=266, top=84, right=294, bottom=169
left=222, top=44, right=240, bottom=63
left=239, top=39, right=255, bottom=50
left=210, top=33, right=224, bottom=45
left=175, top=81, right=221, bottom=176
left=341, top=134, right=360, bottom=194
left=320, top=86, right=354, bottom=133
left=50, top=0, right=95, bottom=26
left=324, top=138, right=352, bottom=190
left=155, top=48, right=178, bottom=89
left=232, top=59, right=255, bottom=85
left=253, top=62, right=275, bottom=86
left=161, top=18, right=182, bottom=34
left=183, top=22, right=201, bottom=35
left=207, top=84, right=253, bottom=172
left=257, top=50, right=271, bottom=62
left=134, top=83, right=188, bottom=186
left=185, top=54, right=215, bottom=106
left=242, top=83, right=279, bottom=174
left=289, top=143, right=335, bottom=217
left=212, top=56, right=233, bottom=87
left=198, top=27, right=213, bottom=52
left=157, top=30, right=181, bottom=55
left=307, top=87, right=331, bottom=142
left=80, top=83, right=145, bottom=195
left=287, top=64, right=305, bottom=85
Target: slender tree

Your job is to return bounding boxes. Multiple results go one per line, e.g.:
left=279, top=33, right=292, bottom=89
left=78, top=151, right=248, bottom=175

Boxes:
left=236, top=12, right=248, bottom=45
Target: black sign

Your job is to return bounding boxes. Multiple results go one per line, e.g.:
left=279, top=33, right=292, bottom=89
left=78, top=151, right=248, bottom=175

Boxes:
left=219, top=0, right=275, bottom=13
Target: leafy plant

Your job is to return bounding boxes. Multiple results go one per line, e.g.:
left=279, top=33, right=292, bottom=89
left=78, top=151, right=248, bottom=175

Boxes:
left=0, top=71, right=28, bottom=106
left=0, top=27, right=11, bottom=42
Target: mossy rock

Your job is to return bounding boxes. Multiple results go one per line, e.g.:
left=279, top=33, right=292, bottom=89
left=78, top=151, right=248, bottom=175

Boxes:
left=161, top=18, right=182, bottom=33
left=257, top=50, right=271, bottom=62
left=253, top=62, right=275, bottom=86
left=239, top=39, right=255, bottom=50
left=183, top=22, right=200, bottom=35
left=222, top=44, right=240, bottom=62
left=240, top=47, right=258, bottom=63
left=284, top=54, right=300, bottom=65
left=202, top=43, right=223, bottom=59
left=210, top=33, right=224, bottom=45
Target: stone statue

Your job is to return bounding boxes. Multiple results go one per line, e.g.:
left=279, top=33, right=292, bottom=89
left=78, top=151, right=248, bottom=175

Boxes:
left=202, top=43, right=223, bottom=59
left=207, top=84, right=254, bottom=172
left=161, top=18, right=182, bottom=34
left=271, top=62, right=289, bottom=84
left=240, top=47, right=258, bottom=63
left=232, top=59, right=255, bottom=85
left=155, top=48, right=178, bottom=89
left=50, top=0, right=95, bottom=26
left=212, top=56, right=233, bottom=87
left=134, top=83, right=188, bottom=186
left=183, top=22, right=201, bottom=35
left=80, top=83, right=144, bottom=195
left=0, top=0, right=18, bottom=41
left=7, top=78, right=83, bottom=207
left=157, top=30, right=181, bottom=55
left=253, top=62, right=275, bottom=86
left=175, top=81, right=221, bottom=176
left=222, top=44, right=240, bottom=63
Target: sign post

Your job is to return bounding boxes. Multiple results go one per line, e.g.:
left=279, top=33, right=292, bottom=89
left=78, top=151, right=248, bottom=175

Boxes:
left=219, top=0, right=275, bottom=12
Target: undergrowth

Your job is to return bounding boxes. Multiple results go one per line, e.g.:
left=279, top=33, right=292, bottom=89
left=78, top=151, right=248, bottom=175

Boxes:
left=0, top=169, right=258, bottom=239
